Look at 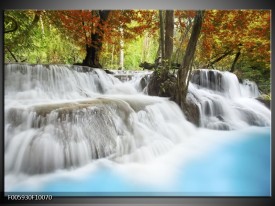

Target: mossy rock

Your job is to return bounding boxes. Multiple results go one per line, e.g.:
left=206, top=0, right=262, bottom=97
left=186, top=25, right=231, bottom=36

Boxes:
left=256, top=96, right=270, bottom=109
left=147, top=71, right=177, bottom=98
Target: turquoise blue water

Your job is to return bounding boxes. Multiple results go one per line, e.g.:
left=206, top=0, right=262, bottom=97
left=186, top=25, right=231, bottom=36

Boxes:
left=176, top=127, right=271, bottom=196
left=9, top=127, right=271, bottom=196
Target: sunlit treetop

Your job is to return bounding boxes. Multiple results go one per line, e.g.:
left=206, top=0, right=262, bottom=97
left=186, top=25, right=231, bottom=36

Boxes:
left=200, top=10, right=270, bottom=66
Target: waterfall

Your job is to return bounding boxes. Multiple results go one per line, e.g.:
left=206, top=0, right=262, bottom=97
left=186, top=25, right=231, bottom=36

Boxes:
left=188, top=69, right=270, bottom=130
left=5, top=64, right=121, bottom=102
left=4, top=64, right=270, bottom=175
left=5, top=64, right=194, bottom=174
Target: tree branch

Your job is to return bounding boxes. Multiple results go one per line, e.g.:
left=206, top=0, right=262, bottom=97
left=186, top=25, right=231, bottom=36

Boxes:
left=230, top=51, right=241, bottom=73
left=5, top=47, right=18, bottom=62
left=4, top=15, right=18, bottom=33
left=207, top=49, right=233, bottom=68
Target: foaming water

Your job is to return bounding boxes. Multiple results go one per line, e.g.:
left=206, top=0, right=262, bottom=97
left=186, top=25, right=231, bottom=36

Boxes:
left=5, top=127, right=270, bottom=196
left=189, top=69, right=270, bottom=130
left=5, top=64, right=195, bottom=174
left=4, top=64, right=271, bottom=196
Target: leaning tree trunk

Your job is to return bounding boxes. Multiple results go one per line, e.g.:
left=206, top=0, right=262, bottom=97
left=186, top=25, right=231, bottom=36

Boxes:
left=159, top=10, right=165, bottom=62
left=175, top=18, right=192, bottom=63
left=230, top=51, right=241, bottom=73
left=164, top=10, right=174, bottom=63
left=207, top=49, right=233, bottom=68
left=83, top=10, right=110, bottom=68
left=176, top=10, right=204, bottom=108
left=119, top=27, right=124, bottom=70
left=5, top=47, right=18, bottom=62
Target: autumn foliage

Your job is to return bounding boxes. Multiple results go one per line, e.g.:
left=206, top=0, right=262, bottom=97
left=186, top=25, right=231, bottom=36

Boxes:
left=5, top=9, right=270, bottom=91
left=200, top=10, right=270, bottom=68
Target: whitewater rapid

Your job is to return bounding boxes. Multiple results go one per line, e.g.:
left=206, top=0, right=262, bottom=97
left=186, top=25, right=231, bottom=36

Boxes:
left=4, top=64, right=271, bottom=195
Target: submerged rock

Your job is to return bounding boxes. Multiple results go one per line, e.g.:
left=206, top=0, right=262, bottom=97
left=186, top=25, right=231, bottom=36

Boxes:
left=256, top=96, right=270, bottom=109
left=216, top=115, right=225, bottom=121
left=182, top=100, right=200, bottom=127
left=104, top=69, right=114, bottom=74
left=207, top=122, right=230, bottom=130
left=139, top=74, right=151, bottom=91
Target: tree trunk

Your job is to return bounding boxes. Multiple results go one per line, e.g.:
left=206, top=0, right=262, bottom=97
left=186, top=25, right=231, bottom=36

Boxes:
left=81, top=12, right=89, bottom=48
left=176, top=10, right=204, bottom=107
left=159, top=10, right=165, bottom=61
left=175, top=18, right=192, bottom=63
left=82, top=10, right=110, bottom=68
left=155, top=45, right=161, bottom=60
left=147, top=10, right=175, bottom=98
left=111, top=44, right=115, bottom=68
left=230, top=51, right=241, bottom=73
left=40, top=15, right=45, bottom=35
left=142, top=32, right=150, bottom=62
left=164, top=10, right=174, bottom=62
left=119, top=27, right=124, bottom=70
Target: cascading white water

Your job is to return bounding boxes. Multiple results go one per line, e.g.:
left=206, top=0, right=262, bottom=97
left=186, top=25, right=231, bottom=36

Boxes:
left=188, top=69, right=270, bottom=130
left=4, top=64, right=271, bottom=195
left=5, top=64, right=271, bottom=176
left=5, top=64, right=195, bottom=175
left=5, top=64, right=121, bottom=103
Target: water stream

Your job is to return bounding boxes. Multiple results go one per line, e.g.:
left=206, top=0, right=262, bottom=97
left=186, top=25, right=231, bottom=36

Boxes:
left=4, top=64, right=271, bottom=196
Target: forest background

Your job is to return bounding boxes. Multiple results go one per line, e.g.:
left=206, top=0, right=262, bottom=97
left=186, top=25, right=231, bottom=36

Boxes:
left=4, top=10, right=270, bottom=94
